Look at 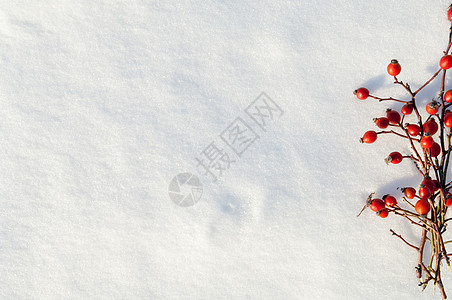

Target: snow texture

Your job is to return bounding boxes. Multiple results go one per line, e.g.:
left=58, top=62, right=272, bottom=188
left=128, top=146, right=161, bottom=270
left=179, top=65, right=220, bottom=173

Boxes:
left=1, top=1, right=452, bottom=299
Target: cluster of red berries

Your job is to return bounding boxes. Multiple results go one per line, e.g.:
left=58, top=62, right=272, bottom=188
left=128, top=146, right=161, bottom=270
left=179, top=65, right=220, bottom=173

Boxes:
left=355, top=6, right=452, bottom=297
left=363, top=178, right=452, bottom=219
left=355, top=55, right=452, bottom=168
left=366, top=194, right=396, bottom=219
left=354, top=54, right=452, bottom=218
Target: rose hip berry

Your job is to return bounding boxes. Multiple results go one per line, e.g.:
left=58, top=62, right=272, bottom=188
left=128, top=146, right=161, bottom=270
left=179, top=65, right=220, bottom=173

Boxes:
left=423, top=120, right=438, bottom=135
left=386, top=109, right=401, bottom=125
left=429, top=142, right=441, bottom=157
left=415, top=199, right=431, bottom=215
left=432, top=180, right=440, bottom=192
left=361, top=131, right=377, bottom=144
left=406, top=124, right=421, bottom=136
left=447, top=198, right=452, bottom=207
left=440, top=55, right=452, bottom=69
left=448, top=6, right=452, bottom=21
left=444, top=89, right=452, bottom=103
left=418, top=185, right=432, bottom=200
left=374, top=117, right=389, bottom=129
left=426, top=101, right=440, bottom=115
left=401, top=104, right=413, bottom=115
left=383, top=195, right=397, bottom=207
left=370, top=199, right=385, bottom=212
left=387, top=59, right=401, bottom=76
left=421, top=135, right=434, bottom=149
left=377, top=208, right=389, bottom=218
left=446, top=194, right=452, bottom=207
left=385, top=151, right=403, bottom=164
left=354, top=88, right=369, bottom=100
left=402, top=187, right=416, bottom=199
left=445, top=112, right=452, bottom=127
left=421, top=178, right=436, bottom=193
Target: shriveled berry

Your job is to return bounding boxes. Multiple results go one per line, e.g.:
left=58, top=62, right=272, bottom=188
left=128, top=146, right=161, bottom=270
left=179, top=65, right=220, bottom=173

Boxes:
left=361, top=131, right=377, bottom=144
left=370, top=199, right=385, bottom=212
left=354, top=88, right=369, bottom=100
left=385, top=151, right=403, bottom=164
left=426, top=101, right=440, bottom=115
left=387, top=59, right=401, bottom=76
left=383, top=195, right=397, bottom=207
left=423, top=120, right=438, bottom=135
left=402, top=187, right=416, bottom=199
left=401, top=104, right=413, bottom=115
left=415, top=199, right=431, bottom=215
left=374, top=117, right=389, bottom=129
left=421, top=135, right=434, bottom=149
left=406, top=124, right=421, bottom=136
left=386, top=109, right=401, bottom=125
left=440, top=55, right=452, bottom=69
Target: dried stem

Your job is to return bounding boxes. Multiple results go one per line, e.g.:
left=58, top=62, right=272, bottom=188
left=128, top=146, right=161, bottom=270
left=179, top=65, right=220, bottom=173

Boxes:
left=390, top=229, right=419, bottom=251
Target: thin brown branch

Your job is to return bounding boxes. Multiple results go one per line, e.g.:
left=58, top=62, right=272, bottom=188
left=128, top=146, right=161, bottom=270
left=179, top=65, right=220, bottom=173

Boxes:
left=368, top=95, right=410, bottom=103
left=390, top=229, right=420, bottom=251
left=413, top=68, right=442, bottom=95
left=418, top=229, right=428, bottom=279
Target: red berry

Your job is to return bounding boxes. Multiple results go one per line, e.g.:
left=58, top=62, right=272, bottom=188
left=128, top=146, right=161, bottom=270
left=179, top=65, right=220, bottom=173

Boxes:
left=432, top=180, right=440, bottom=192
left=377, top=208, right=389, bottom=218
left=383, top=195, right=397, bottom=207
left=387, top=59, right=401, bottom=76
left=421, top=135, right=434, bottom=149
left=370, top=199, right=385, bottom=212
left=423, top=120, right=439, bottom=135
left=429, top=142, right=441, bottom=157
left=385, top=151, right=403, bottom=164
left=386, top=109, right=401, bottom=125
left=354, top=88, right=369, bottom=100
left=426, top=101, right=440, bottom=115
left=401, top=104, right=413, bottom=115
left=361, top=131, right=377, bottom=144
left=440, top=55, right=452, bottom=69
left=447, top=198, right=452, bottom=207
left=445, top=112, right=452, bottom=127
left=445, top=90, right=452, bottom=103
left=402, top=187, right=416, bottom=199
left=406, top=124, right=421, bottom=136
left=374, top=117, right=389, bottom=129
left=419, top=185, right=432, bottom=199
left=415, top=199, right=431, bottom=215
left=446, top=194, right=452, bottom=207
left=422, top=178, right=436, bottom=193
left=448, top=6, right=452, bottom=21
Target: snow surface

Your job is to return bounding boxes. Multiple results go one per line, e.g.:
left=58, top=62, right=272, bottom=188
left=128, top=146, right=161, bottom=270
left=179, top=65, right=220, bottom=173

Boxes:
left=2, top=1, right=452, bottom=299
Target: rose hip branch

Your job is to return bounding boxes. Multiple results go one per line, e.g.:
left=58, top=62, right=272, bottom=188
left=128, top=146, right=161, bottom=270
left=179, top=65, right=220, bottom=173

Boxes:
left=354, top=5, right=452, bottom=300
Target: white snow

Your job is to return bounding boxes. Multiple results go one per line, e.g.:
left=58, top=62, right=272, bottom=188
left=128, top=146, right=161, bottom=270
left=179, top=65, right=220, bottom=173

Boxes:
left=1, top=1, right=452, bottom=299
